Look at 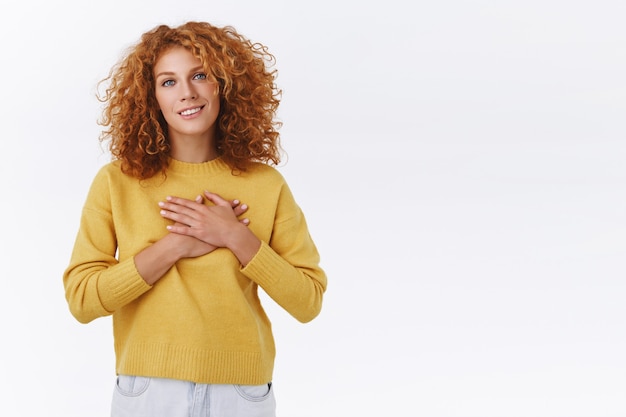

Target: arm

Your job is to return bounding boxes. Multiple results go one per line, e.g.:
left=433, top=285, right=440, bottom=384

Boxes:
left=63, top=205, right=150, bottom=324
left=242, top=208, right=327, bottom=323
left=161, top=187, right=327, bottom=323
left=63, top=180, right=249, bottom=323
left=245, top=183, right=327, bottom=323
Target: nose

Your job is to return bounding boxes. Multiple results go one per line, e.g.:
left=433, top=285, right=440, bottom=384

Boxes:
left=180, top=81, right=197, bottom=101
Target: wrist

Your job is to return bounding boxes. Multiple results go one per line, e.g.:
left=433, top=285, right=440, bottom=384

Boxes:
left=160, top=233, right=186, bottom=262
left=226, top=224, right=261, bottom=267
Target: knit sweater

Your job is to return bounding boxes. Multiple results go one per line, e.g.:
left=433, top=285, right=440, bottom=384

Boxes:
left=63, top=157, right=327, bottom=385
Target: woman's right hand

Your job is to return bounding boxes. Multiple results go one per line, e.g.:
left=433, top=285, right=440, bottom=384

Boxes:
left=168, top=197, right=250, bottom=259
left=134, top=198, right=249, bottom=285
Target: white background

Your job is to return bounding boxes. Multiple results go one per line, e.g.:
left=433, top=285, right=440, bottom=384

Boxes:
left=2, top=1, right=625, bottom=416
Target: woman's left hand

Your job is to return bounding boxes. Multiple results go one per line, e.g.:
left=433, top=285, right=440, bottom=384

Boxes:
left=159, top=191, right=250, bottom=248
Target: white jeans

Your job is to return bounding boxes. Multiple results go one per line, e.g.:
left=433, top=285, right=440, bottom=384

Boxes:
left=111, top=375, right=276, bottom=417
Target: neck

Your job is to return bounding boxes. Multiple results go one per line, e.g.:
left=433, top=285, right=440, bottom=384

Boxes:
left=169, top=133, right=218, bottom=163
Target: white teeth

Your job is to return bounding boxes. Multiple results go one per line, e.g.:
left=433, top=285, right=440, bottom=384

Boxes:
left=180, top=107, right=201, bottom=116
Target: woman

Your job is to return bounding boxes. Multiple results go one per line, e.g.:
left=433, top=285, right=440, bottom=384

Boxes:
left=63, top=21, right=327, bottom=417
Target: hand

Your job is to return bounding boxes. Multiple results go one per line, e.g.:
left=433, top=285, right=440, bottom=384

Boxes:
left=159, top=192, right=249, bottom=249
left=164, top=221, right=217, bottom=258
left=134, top=197, right=250, bottom=285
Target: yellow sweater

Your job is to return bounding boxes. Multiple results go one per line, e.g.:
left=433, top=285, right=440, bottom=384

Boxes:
left=63, top=157, right=327, bottom=385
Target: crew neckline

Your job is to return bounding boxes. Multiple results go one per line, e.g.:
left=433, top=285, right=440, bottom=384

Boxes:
left=167, top=156, right=230, bottom=176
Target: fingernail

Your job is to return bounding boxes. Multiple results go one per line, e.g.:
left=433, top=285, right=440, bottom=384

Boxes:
left=158, top=201, right=164, bottom=207
left=241, top=204, right=248, bottom=210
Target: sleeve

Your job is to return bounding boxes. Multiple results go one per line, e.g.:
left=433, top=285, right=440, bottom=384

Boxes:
left=241, top=182, right=327, bottom=323
left=62, top=168, right=152, bottom=324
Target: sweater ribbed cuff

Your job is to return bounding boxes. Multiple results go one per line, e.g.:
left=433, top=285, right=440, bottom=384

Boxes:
left=241, top=241, right=288, bottom=288
left=99, top=257, right=152, bottom=312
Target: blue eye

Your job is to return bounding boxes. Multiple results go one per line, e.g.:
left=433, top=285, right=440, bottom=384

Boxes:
left=193, top=73, right=207, bottom=80
left=162, top=79, right=175, bottom=87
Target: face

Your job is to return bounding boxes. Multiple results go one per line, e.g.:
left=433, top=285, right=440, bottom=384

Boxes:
left=153, top=46, right=220, bottom=145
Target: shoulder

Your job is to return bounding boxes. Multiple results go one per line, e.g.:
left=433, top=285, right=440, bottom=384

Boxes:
left=93, top=160, right=123, bottom=177
left=244, top=162, right=288, bottom=184
left=244, top=163, right=304, bottom=208
left=88, top=160, right=138, bottom=193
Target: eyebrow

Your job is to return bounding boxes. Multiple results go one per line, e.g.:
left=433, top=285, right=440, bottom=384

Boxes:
left=155, top=65, right=206, bottom=79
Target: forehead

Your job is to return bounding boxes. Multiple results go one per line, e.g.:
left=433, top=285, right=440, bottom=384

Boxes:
left=154, top=46, right=203, bottom=74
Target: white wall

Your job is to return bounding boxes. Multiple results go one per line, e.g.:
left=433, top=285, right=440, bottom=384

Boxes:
left=3, top=1, right=625, bottom=416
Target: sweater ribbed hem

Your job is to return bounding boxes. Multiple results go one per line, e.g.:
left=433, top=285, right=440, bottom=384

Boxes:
left=116, top=342, right=274, bottom=385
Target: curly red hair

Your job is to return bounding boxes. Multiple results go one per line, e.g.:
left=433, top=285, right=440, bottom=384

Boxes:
left=97, top=21, right=282, bottom=179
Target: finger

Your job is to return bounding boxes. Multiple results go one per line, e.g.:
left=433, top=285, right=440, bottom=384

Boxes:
left=160, top=209, right=194, bottom=225
left=163, top=195, right=202, bottom=210
left=233, top=202, right=249, bottom=217
left=203, top=190, right=231, bottom=207
left=166, top=223, right=194, bottom=235
left=159, top=197, right=201, bottom=218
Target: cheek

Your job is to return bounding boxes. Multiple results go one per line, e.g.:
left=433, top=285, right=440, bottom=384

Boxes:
left=154, top=95, right=175, bottom=125
left=211, top=98, right=220, bottom=114
left=154, top=91, right=166, bottom=111
left=206, top=92, right=220, bottom=113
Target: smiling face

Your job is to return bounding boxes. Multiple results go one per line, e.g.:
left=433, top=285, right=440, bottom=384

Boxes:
left=154, top=46, right=220, bottom=160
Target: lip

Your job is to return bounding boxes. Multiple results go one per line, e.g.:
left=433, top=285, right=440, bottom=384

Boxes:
left=178, top=105, right=205, bottom=117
